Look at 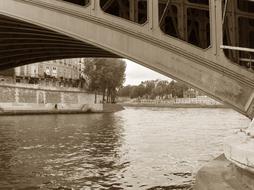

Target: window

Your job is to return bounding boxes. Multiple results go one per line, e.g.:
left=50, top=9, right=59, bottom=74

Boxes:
left=237, top=0, right=254, bottom=13
left=159, top=0, right=210, bottom=49
left=223, top=0, right=254, bottom=69
left=100, top=0, right=147, bottom=24
left=61, top=0, right=89, bottom=6
left=188, top=0, right=209, bottom=5
left=52, top=67, right=57, bottom=77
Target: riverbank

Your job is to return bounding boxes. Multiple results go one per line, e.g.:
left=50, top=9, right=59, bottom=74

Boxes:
left=118, top=96, right=229, bottom=109
left=0, top=103, right=103, bottom=115
left=120, top=103, right=228, bottom=109
left=103, top=103, right=125, bottom=113
left=0, top=103, right=125, bottom=115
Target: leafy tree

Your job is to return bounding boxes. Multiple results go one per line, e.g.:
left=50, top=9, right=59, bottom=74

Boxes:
left=133, top=84, right=146, bottom=98
left=84, top=58, right=126, bottom=103
left=118, top=85, right=133, bottom=97
left=118, top=79, right=191, bottom=100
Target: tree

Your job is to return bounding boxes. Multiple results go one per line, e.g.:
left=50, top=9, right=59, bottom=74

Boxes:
left=118, top=85, right=133, bottom=97
left=118, top=79, right=191, bottom=100
left=84, top=58, right=126, bottom=103
left=169, top=81, right=188, bottom=98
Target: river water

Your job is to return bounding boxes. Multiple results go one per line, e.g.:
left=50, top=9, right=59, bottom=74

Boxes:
left=0, top=107, right=250, bottom=190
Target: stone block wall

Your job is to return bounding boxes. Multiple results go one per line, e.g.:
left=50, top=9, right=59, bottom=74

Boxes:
left=0, top=84, right=103, bottom=112
left=19, top=89, right=37, bottom=103
left=79, top=93, right=98, bottom=104
left=0, top=86, right=15, bottom=102
left=63, top=92, right=78, bottom=104
left=45, top=91, right=61, bottom=104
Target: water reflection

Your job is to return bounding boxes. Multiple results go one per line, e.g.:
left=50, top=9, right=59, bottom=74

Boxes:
left=0, top=114, right=126, bottom=189
left=0, top=120, right=20, bottom=189
left=0, top=108, right=249, bottom=190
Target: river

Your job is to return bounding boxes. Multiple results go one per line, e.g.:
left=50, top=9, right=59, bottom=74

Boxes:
left=0, top=107, right=250, bottom=190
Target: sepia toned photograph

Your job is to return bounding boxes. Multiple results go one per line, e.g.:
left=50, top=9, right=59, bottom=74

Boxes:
left=0, top=0, right=253, bottom=189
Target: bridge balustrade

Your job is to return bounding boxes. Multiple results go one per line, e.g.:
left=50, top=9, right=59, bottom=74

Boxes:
left=97, top=0, right=211, bottom=49
left=95, top=0, right=254, bottom=71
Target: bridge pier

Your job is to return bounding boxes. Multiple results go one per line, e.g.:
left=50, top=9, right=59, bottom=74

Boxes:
left=195, top=119, right=254, bottom=190
left=224, top=119, right=254, bottom=174
left=195, top=154, right=254, bottom=190
left=246, top=119, right=254, bottom=136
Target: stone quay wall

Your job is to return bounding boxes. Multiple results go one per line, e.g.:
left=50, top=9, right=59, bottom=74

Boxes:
left=0, top=84, right=103, bottom=114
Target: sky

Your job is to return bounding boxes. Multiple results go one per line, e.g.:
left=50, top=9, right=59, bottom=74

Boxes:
left=124, top=59, right=171, bottom=86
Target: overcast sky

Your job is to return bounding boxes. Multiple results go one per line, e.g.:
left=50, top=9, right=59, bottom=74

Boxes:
left=124, top=59, right=171, bottom=86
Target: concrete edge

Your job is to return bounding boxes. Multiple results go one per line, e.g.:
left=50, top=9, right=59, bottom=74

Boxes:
left=194, top=154, right=254, bottom=190
left=224, top=133, right=254, bottom=174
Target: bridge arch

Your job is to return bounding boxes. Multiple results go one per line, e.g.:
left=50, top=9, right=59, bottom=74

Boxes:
left=0, top=0, right=254, bottom=118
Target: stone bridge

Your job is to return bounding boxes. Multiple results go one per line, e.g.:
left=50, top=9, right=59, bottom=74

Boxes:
left=0, top=1, right=254, bottom=188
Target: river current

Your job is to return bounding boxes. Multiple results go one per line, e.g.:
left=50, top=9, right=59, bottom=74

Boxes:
left=0, top=107, right=250, bottom=190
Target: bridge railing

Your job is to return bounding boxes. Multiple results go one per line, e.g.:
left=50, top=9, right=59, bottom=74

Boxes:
left=222, top=0, right=254, bottom=71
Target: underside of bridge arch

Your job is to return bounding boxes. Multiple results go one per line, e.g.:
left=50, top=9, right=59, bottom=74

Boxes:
left=0, top=14, right=119, bottom=70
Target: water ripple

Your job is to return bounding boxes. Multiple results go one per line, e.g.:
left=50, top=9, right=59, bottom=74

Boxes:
left=0, top=108, right=249, bottom=189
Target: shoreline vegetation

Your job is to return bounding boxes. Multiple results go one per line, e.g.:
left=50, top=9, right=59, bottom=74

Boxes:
left=117, top=80, right=229, bottom=110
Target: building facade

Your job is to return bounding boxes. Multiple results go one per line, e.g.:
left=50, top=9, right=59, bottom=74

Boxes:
left=9, top=58, right=88, bottom=88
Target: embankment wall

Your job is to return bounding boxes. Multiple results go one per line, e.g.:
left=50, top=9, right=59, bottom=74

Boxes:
left=0, top=84, right=103, bottom=114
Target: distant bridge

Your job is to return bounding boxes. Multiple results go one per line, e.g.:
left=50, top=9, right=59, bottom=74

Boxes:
left=0, top=0, right=254, bottom=119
